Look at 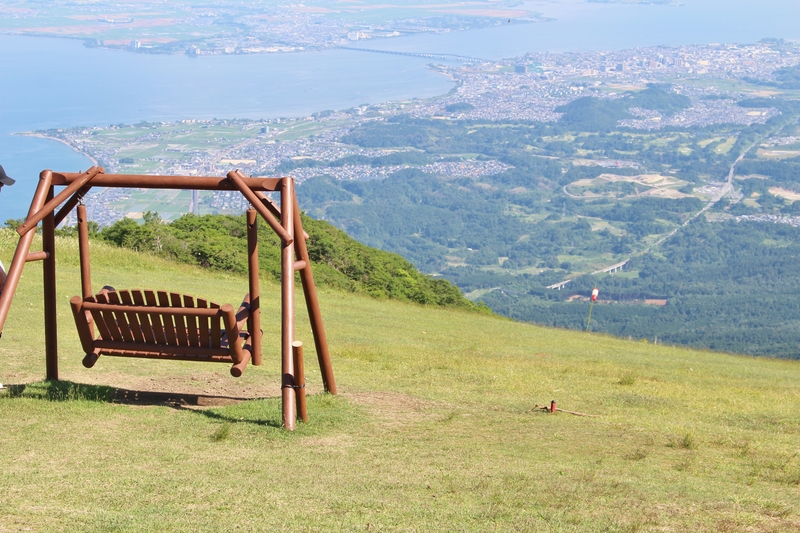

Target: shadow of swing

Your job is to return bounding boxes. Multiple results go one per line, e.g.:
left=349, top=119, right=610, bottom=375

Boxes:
left=2, top=380, right=285, bottom=428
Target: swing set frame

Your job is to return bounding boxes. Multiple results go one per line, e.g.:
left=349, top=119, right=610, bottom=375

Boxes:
left=0, top=167, right=336, bottom=430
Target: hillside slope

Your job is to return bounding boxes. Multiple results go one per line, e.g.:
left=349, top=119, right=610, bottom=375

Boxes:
left=92, top=212, right=478, bottom=310
left=0, top=232, right=799, bottom=532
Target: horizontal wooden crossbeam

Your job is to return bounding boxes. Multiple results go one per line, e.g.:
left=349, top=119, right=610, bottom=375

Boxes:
left=51, top=171, right=285, bottom=191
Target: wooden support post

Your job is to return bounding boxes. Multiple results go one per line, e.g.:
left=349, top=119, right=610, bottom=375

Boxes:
left=292, top=341, right=308, bottom=423
left=281, top=178, right=297, bottom=431
left=43, top=185, right=59, bottom=380
left=246, top=209, right=262, bottom=366
left=0, top=171, right=53, bottom=338
left=292, top=194, right=337, bottom=394
left=77, top=204, right=94, bottom=338
left=77, top=204, right=92, bottom=298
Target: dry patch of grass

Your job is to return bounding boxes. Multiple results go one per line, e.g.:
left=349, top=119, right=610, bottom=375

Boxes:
left=566, top=173, right=691, bottom=199
left=769, top=186, right=800, bottom=203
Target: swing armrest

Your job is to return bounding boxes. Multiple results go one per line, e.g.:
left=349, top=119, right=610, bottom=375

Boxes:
left=70, top=296, right=96, bottom=358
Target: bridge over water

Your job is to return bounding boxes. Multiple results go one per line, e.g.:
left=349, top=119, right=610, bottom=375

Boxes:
left=338, top=46, right=489, bottom=63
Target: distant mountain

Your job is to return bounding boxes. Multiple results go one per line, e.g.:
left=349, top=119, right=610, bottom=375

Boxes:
left=555, top=85, right=692, bottom=131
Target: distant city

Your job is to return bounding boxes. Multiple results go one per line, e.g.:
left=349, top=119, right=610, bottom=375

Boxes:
left=32, top=40, right=799, bottom=227
left=0, top=0, right=544, bottom=56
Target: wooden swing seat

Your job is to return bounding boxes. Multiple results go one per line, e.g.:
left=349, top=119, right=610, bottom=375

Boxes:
left=70, top=289, right=253, bottom=377
left=0, top=169, right=338, bottom=429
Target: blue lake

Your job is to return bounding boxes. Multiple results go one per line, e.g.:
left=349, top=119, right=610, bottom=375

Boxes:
left=351, top=0, right=800, bottom=57
left=1, top=0, right=799, bottom=218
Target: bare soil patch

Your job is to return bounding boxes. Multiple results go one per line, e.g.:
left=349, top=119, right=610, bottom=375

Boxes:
left=769, top=187, right=800, bottom=202
left=346, top=391, right=450, bottom=428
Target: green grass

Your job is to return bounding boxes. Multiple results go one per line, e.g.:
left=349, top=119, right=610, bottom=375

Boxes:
left=715, top=136, right=738, bottom=154
left=1, top=230, right=800, bottom=531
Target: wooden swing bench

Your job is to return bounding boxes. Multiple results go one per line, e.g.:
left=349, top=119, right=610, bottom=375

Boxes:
left=0, top=168, right=337, bottom=430
left=70, top=289, right=254, bottom=377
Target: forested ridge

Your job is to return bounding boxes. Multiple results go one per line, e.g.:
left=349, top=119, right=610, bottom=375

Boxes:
left=289, top=85, right=800, bottom=358
left=55, top=212, right=482, bottom=311
left=475, top=220, right=800, bottom=358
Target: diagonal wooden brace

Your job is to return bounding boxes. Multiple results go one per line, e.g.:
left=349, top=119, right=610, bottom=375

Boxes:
left=54, top=185, right=93, bottom=227
left=17, top=167, right=103, bottom=236
left=227, top=170, right=292, bottom=244
left=292, top=192, right=337, bottom=394
left=253, top=190, right=310, bottom=241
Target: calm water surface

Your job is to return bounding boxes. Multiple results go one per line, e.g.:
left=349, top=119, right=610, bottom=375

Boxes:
left=352, top=0, right=800, bottom=57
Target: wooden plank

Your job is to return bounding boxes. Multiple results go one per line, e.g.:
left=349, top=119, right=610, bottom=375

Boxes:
left=89, top=309, right=111, bottom=341
left=99, top=352, right=232, bottom=363
left=95, top=340, right=229, bottom=358
left=144, top=291, right=158, bottom=307
left=108, top=291, right=134, bottom=343
left=183, top=294, right=199, bottom=347
left=80, top=302, right=223, bottom=318
left=211, top=299, right=222, bottom=348
left=211, top=313, right=221, bottom=349
left=158, top=291, right=178, bottom=345
left=171, top=292, right=189, bottom=346
left=86, top=295, right=113, bottom=342
left=144, top=290, right=168, bottom=345
left=132, top=290, right=157, bottom=344
left=95, top=292, right=123, bottom=342
left=197, top=298, right=210, bottom=348
left=119, top=290, right=146, bottom=343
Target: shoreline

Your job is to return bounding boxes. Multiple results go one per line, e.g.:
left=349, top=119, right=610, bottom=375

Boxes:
left=9, top=60, right=456, bottom=156
left=17, top=133, right=99, bottom=167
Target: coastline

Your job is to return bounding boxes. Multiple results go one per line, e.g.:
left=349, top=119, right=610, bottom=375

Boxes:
left=17, top=133, right=99, bottom=167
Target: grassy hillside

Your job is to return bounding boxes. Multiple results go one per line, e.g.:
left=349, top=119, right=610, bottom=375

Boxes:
left=92, top=212, right=478, bottom=310
left=1, top=230, right=799, bottom=532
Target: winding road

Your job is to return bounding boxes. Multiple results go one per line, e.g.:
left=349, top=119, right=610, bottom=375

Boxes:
left=642, top=140, right=757, bottom=253
left=548, top=140, right=759, bottom=290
